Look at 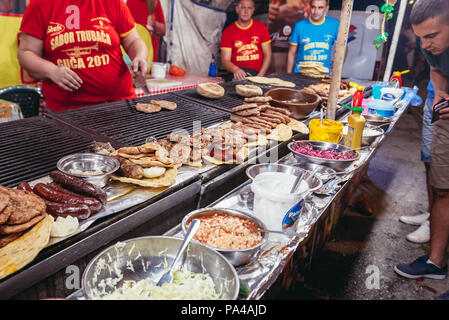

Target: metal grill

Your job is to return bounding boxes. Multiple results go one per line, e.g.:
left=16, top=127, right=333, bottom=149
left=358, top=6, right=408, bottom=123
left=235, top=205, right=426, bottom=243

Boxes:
left=47, top=93, right=231, bottom=146
left=0, top=117, right=99, bottom=187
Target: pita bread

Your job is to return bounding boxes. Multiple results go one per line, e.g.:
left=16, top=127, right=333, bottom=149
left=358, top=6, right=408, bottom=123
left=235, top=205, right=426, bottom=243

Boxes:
left=110, top=167, right=178, bottom=188
left=244, top=134, right=268, bottom=148
left=0, top=214, right=53, bottom=280
left=266, top=124, right=293, bottom=141
left=235, top=84, right=263, bottom=97
left=130, top=157, right=175, bottom=168
left=246, top=76, right=296, bottom=88
left=197, top=82, right=225, bottom=99
left=287, top=118, right=310, bottom=134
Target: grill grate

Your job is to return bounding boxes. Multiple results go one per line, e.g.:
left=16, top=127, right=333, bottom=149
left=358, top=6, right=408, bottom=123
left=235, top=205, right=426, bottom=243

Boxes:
left=47, top=93, right=231, bottom=146
left=0, top=117, right=100, bottom=187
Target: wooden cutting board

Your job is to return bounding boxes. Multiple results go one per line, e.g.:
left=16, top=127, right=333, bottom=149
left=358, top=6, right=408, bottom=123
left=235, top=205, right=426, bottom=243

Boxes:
left=146, top=79, right=183, bottom=88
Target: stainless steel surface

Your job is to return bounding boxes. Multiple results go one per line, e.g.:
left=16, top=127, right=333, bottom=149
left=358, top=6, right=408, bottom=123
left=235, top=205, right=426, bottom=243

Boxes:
left=57, top=152, right=120, bottom=188
left=342, top=123, right=385, bottom=147
left=82, top=236, right=239, bottom=299
left=156, top=219, right=200, bottom=286
left=181, top=208, right=268, bottom=266
left=245, top=163, right=323, bottom=193
left=288, top=140, right=360, bottom=172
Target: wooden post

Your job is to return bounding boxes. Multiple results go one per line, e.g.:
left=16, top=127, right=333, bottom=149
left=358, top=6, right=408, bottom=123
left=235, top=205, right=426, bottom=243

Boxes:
left=326, top=0, right=354, bottom=120
left=383, top=0, right=408, bottom=82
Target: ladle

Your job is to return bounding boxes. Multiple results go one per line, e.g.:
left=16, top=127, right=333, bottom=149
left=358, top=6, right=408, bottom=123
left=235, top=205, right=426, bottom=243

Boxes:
left=156, top=219, right=200, bottom=286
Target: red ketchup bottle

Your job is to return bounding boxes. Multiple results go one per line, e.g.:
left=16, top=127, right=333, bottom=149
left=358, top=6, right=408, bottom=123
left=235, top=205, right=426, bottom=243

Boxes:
left=351, top=86, right=365, bottom=114
left=390, top=72, right=403, bottom=88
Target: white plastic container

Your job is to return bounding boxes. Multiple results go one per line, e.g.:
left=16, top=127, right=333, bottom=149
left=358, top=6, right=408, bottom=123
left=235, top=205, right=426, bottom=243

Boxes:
left=251, top=172, right=309, bottom=232
left=151, top=62, right=168, bottom=79
left=380, top=87, right=404, bottom=102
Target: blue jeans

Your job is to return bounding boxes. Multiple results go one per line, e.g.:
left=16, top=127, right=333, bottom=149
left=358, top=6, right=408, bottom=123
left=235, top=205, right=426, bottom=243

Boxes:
left=421, top=95, right=435, bottom=163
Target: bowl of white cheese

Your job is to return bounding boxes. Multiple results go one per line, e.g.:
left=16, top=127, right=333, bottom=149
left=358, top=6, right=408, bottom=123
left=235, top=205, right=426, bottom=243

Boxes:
left=250, top=170, right=321, bottom=232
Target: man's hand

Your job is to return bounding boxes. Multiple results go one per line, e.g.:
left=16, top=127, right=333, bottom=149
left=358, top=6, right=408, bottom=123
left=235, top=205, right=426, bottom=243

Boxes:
left=233, top=68, right=247, bottom=80
left=48, top=66, right=83, bottom=92
left=131, top=57, right=148, bottom=78
left=147, top=14, right=155, bottom=30
left=434, top=91, right=449, bottom=120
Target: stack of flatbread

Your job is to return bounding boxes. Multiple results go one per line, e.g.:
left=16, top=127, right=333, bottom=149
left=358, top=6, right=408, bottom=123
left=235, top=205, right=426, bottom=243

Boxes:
left=109, top=142, right=178, bottom=188
left=302, top=75, right=356, bottom=108
left=298, top=61, right=329, bottom=79
left=246, top=76, right=296, bottom=88
left=0, top=185, right=53, bottom=279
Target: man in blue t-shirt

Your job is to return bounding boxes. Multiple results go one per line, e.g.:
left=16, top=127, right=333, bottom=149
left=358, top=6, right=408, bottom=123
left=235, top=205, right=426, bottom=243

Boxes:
left=286, top=0, right=339, bottom=74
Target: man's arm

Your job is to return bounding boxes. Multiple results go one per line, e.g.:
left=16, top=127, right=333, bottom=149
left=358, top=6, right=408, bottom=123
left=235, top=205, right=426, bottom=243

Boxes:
left=121, top=29, right=149, bottom=77
left=257, top=42, right=272, bottom=77
left=17, top=33, right=83, bottom=92
left=221, top=48, right=247, bottom=80
left=430, top=66, right=449, bottom=119
left=286, top=44, right=298, bottom=73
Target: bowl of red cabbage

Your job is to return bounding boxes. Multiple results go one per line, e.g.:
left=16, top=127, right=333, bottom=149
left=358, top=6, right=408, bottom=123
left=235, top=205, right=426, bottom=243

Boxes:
left=287, top=140, right=360, bottom=172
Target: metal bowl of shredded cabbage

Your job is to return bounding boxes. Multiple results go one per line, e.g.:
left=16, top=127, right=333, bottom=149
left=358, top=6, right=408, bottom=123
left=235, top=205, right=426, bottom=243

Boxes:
left=82, top=236, right=239, bottom=300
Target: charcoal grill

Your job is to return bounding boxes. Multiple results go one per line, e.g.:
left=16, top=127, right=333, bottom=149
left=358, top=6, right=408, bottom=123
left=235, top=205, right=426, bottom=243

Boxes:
left=46, top=93, right=231, bottom=146
left=0, top=117, right=109, bottom=188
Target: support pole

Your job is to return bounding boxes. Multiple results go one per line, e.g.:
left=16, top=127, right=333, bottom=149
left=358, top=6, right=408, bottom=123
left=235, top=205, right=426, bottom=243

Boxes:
left=326, top=0, right=354, bottom=120
left=383, top=0, right=408, bottom=82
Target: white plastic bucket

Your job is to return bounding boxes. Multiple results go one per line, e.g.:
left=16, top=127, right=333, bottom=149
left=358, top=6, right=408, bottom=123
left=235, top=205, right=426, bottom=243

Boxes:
left=251, top=172, right=309, bottom=232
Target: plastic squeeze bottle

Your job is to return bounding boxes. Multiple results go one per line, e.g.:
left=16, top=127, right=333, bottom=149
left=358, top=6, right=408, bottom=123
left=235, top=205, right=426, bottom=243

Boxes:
left=344, top=106, right=365, bottom=150
left=208, top=55, right=217, bottom=77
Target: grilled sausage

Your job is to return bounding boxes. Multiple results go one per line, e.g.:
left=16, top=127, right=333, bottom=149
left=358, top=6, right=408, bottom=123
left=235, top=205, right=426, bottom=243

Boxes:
left=45, top=200, right=91, bottom=220
left=33, top=183, right=102, bottom=214
left=49, top=170, right=107, bottom=204
left=17, top=182, right=33, bottom=192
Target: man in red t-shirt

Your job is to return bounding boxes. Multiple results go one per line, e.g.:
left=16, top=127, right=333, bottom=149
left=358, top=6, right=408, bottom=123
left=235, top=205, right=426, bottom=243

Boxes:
left=17, top=0, right=148, bottom=112
left=125, top=0, right=166, bottom=62
left=220, top=0, right=272, bottom=80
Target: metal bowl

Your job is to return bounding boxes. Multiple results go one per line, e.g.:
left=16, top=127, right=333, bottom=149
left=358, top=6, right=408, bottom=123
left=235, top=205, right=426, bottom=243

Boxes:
left=342, top=123, right=385, bottom=147
left=264, top=88, right=321, bottom=120
left=341, top=114, right=391, bottom=128
left=182, top=208, right=268, bottom=267
left=245, top=163, right=323, bottom=192
left=82, top=236, right=239, bottom=300
left=287, top=140, right=360, bottom=172
left=291, top=162, right=337, bottom=183
left=57, top=152, right=120, bottom=188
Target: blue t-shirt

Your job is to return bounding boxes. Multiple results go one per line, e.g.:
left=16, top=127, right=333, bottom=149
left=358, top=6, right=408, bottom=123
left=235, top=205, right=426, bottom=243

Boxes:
left=289, top=16, right=340, bottom=73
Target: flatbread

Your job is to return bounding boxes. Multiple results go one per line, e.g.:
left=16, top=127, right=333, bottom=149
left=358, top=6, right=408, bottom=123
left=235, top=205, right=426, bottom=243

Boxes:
left=130, top=157, right=175, bottom=168
left=266, top=123, right=293, bottom=141
left=246, top=76, right=296, bottom=88
left=244, top=134, right=268, bottom=148
left=197, top=82, right=225, bottom=99
left=0, top=214, right=53, bottom=280
left=287, top=118, right=310, bottom=134
left=110, top=167, right=178, bottom=188
left=235, top=84, right=263, bottom=97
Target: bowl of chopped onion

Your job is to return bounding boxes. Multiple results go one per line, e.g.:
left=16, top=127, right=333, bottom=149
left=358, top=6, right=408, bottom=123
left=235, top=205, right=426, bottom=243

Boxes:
left=181, top=208, right=269, bottom=267
left=288, top=140, right=360, bottom=172
left=82, top=236, right=239, bottom=300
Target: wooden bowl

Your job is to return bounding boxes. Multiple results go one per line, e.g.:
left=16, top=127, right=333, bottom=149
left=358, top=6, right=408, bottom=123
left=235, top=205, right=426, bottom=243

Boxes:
left=264, top=88, right=321, bottom=120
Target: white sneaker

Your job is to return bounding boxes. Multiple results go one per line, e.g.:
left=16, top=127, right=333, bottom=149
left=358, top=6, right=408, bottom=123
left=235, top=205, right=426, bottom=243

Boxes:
left=406, top=221, right=430, bottom=243
left=399, top=212, right=430, bottom=226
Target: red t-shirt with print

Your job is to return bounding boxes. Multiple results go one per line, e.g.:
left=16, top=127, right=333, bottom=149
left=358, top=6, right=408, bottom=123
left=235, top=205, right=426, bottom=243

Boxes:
left=125, top=0, right=165, bottom=62
left=20, top=0, right=137, bottom=112
left=220, top=19, right=271, bottom=71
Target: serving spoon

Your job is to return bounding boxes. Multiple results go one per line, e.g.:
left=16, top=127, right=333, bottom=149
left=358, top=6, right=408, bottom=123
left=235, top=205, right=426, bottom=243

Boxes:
left=156, top=219, right=200, bottom=286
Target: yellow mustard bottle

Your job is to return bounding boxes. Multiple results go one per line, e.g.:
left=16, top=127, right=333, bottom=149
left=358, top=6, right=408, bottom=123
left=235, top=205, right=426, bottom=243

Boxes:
left=344, top=107, right=365, bottom=149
